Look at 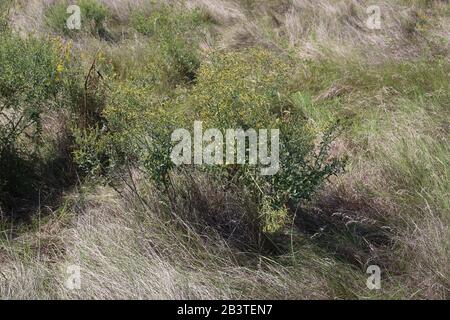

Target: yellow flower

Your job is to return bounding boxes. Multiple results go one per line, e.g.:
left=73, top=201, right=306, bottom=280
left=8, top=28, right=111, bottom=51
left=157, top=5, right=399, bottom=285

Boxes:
left=56, top=63, right=64, bottom=74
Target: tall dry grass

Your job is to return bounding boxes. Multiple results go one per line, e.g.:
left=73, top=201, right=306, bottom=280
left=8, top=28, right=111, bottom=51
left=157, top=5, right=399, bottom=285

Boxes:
left=1, top=185, right=358, bottom=299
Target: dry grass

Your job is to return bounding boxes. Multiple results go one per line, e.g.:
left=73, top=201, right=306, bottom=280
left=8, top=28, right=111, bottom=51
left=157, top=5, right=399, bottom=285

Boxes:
left=1, top=185, right=346, bottom=299
left=10, top=0, right=449, bottom=60
left=206, top=0, right=449, bottom=60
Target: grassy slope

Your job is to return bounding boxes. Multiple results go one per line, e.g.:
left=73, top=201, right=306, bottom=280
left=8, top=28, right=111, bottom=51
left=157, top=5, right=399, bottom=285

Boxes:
left=1, top=0, right=449, bottom=299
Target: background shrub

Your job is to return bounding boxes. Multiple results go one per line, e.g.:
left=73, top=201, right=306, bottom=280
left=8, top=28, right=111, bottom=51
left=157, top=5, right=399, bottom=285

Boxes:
left=45, top=0, right=109, bottom=38
left=0, top=0, right=12, bottom=32
left=131, top=4, right=213, bottom=86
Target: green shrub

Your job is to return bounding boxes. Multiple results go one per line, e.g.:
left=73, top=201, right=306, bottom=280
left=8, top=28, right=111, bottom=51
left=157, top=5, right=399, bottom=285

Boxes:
left=131, top=5, right=213, bottom=85
left=89, top=48, right=344, bottom=234
left=45, top=0, right=109, bottom=37
left=102, top=81, right=182, bottom=184
left=72, top=126, right=113, bottom=178
left=0, top=0, right=12, bottom=32
left=0, top=33, right=68, bottom=205
left=186, top=48, right=345, bottom=213
left=131, top=5, right=212, bottom=38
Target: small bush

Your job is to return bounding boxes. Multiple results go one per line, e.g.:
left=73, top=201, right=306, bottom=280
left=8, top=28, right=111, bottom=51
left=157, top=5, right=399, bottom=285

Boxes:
left=0, top=33, right=68, bottom=206
left=72, top=126, right=113, bottom=178
left=185, top=48, right=345, bottom=218
left=131, top=5, right=213, bottom=85
left=45, top=0, right=109, bottom=38
left=0, top=0, right=12, bottom=32
left=131, top=5, right=212, bottom=38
